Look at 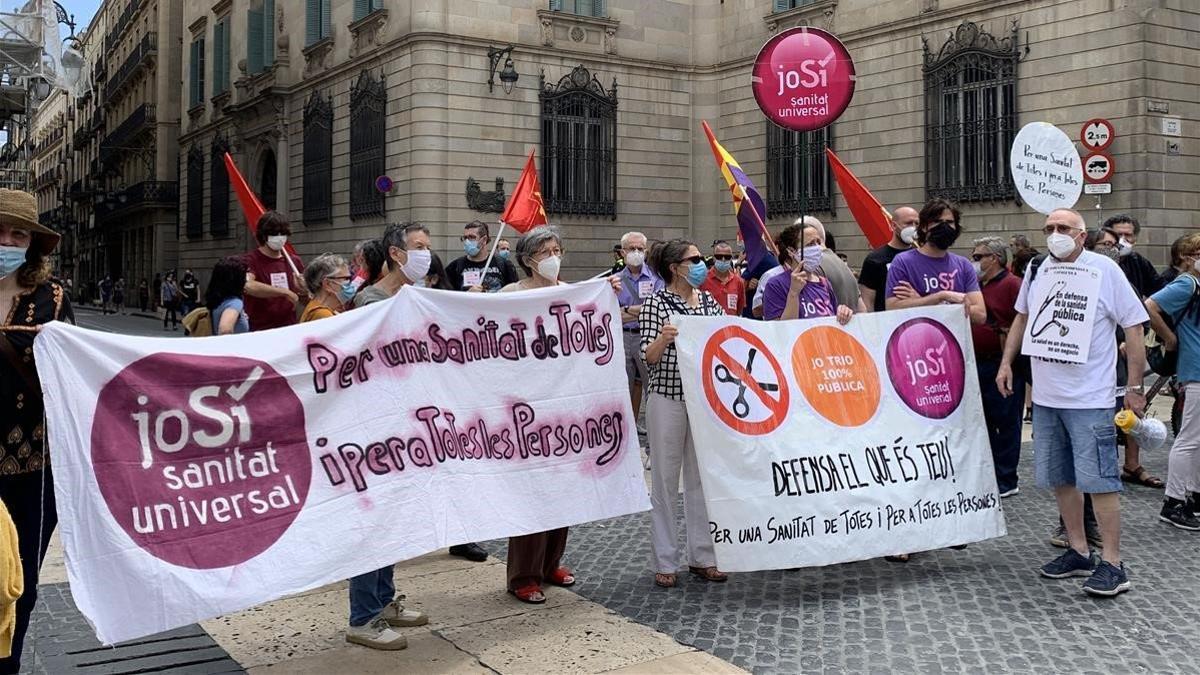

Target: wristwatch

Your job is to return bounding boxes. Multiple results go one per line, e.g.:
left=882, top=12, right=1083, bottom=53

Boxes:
left=1126, top=385, right=1146, bottom=395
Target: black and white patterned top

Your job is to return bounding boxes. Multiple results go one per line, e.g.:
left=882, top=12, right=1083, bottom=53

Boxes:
left=639, top=288, right=725, bottom=401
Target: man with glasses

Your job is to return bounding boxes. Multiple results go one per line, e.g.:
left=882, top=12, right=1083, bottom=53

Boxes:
left=998, top=208, right=1149, bottom=597
left=884, top=198, right=986, bottom=325
left=616, top=231, right=661, bottom=434
left=445, top=220, right=518, bottom=293
left=700, top=240, right=745, bottom=316
left=971, top=236, right=1024, bottom=498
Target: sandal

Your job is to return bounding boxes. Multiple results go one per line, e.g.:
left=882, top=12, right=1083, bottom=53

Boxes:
left=1121, top=465, right=1165, bottom=488
left=547, top=567, right=576, bottom=587
left=688, top=566, right=728, bottom=582
left=654, top=573, right=676, bottom=588
left=884, top=554, right=911, bottom=563
left=508, top=584, right=546, bottom=604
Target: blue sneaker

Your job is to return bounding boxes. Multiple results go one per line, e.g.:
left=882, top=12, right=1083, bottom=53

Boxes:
left=1039, top=549, right=1096, bottom=579
left=1083, top=560, right=1131, bottom=597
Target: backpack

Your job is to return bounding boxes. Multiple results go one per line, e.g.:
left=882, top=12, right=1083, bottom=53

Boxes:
left=182, top=307, right=213, bottom=337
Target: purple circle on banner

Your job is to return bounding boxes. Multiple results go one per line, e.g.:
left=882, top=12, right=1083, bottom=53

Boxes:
left=375, top=175, right=393, bottom=193
left=884, top=318, right=966, bottom=419
left=90, top=353, right=311, bottom=569
left=751, top=26, right=856, bottom=132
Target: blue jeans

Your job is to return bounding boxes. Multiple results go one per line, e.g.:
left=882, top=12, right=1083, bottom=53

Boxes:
left=977, top=359, right=1023, bottom=493
left=1033, top=405, right=1122, bottom=494
left=348, top=565, right=395, bottom=627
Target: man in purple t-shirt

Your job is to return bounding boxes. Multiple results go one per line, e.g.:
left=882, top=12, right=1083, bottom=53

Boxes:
left=885, top=198, right=986, bottom=327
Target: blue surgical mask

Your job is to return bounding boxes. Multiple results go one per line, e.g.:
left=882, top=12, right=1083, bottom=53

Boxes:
left=686, top=261, right=708, bottom=288
left=337, top=281, right=356, bottom=302
left=464, top=240, right=482, bottom=257
left=714, top=260, right=732, bottom=273
left=0, top=245, right=27, bottom=276
left=498, top=249, right=510, bottom=260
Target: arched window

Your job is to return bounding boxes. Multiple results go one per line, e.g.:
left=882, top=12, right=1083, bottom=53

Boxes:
left=767, top=123, right=833, bottom=217
left=540, top=66, right=617, bottom=218
left=186, top=146, right=203, bottom=239
left=349, top=70, right=386, bottom=221
left=923, top=20, right=1022, bottom=203
left=302, top=90, right=332, bottom=224
left=210, top=137, right=230, bottom=237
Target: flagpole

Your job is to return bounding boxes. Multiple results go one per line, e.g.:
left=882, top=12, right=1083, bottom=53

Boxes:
left=477, top=221, right=506, bottom=285
left=738, top=184, right=780, bottom=259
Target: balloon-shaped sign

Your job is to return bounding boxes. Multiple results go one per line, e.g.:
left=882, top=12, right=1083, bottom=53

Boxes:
left=1010, top=123, right=1083, bottom=214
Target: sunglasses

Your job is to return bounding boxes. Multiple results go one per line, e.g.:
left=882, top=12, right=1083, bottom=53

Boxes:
left=1042, top=224, right=1083, bottom=235
left=713, top=255, right=733, bottom=261
left=970, top=254, right=995, bottom=261
left=678, top=255, right=704, bottom=265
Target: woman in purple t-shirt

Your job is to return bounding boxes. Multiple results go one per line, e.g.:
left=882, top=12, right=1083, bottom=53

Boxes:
left=761, top=222, right=854, bottom=324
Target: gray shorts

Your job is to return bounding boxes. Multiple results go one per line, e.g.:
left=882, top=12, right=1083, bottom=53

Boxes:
left=623, top=329, right=648, bottom=387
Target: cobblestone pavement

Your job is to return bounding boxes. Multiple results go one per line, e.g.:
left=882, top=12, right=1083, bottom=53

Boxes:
left=490, top=441, right=1198, bottom=674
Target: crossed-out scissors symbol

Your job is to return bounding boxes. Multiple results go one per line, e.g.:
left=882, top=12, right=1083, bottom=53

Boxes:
left=713, top=348, right=779, bottom=419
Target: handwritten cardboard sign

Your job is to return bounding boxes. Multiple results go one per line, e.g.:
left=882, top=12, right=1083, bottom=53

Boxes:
left=35, top=281, right=648, bottom=644
left=674, top=306, right=1006, bottom=572
left=1020, top=262, right=1101, bottom=364
left=1010, top=122, right=1083, bottom=215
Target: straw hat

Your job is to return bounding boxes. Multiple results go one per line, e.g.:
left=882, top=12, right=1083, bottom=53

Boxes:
left=0, top=188, right=61, bottom=255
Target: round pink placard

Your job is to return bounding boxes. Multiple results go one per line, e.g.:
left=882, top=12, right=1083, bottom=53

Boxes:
left=752, top=26, right=856, bottom=132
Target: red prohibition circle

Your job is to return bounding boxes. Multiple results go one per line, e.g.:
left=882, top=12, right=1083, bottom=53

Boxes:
left=701, top=325, right=790, bottom=435
left=751, top=26, right=857, bottom=132
left=1080, top=118, right=1115, bottom=152
left=1082, top=152, right=1114, bottom=184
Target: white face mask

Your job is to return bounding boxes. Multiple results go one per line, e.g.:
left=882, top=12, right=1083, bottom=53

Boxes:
left=266, top=235, right=288, bottom=252
left=1046, top=232, right=1078, bottom=259
left=624, top=251, right=645, bottom=268
left=971, top=261, right=984, bottom=277
left=536, top=254, right=562, bottom=281
left=401, top=249, right=432, bottom=283
left=899, top=226, right=917, bottom=245
left=1117, top=238, right=1134, bottom=257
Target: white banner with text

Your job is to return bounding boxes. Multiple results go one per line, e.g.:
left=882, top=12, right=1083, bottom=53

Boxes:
left=674, top=306, right=1006, bottom=572
left=35, top=281, right=648, bottom=643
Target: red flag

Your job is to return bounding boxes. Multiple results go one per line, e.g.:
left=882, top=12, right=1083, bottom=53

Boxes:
left=223, top=152, right=299, bottom=257
left=825, top=148, right=892, bottom=249
left=500, top=150, right=548, bottom=234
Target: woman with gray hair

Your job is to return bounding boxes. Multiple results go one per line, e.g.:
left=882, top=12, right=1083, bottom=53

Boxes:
left=501, top=225, right=565, bottom=292
left=300, top=253, right=354, bottom=322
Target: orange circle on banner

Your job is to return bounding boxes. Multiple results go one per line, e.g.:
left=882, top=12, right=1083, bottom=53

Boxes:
left=790, top=326, right=881, bottom=427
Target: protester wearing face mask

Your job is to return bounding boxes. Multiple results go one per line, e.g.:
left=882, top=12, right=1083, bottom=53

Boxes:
left=859, top=206, right=918, bottom=312
left=640, top=239, right=729, bottom=589
left=497, top=238, right=512, bottom=262
left=1105, top=214, right=1163, bottom=299
left=243, top=211, right=307, bottom=331
left=700, top=240, right=746, bottom=316
left=0, top=189, right=74, bottom=674
left=615, top=231, right=662, bottom=435
left=885, top=198, right=986, bottom=326
left=1145, top=232, right=1200, bottom=530
left=752, top=216, right=861, bottom=318
left=300, top=254, right=355, bottom=322
left=970, top=236, right=1023, bottom=498
left=446, top=221, right=519, bottom=293
left=501, top=226, right=566, bottom=293
left=762, top=225, right=853, bottom=324
left=353, top=223, right=433, bottom=308
left=998, top=209, right=1149, bottom=597
left=421, top=251, right=455, bottom=290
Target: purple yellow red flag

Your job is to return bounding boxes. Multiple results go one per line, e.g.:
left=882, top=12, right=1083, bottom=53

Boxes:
left=700, top=121, right=777, bottom=271
left=825, top=148, right=892, bottom=249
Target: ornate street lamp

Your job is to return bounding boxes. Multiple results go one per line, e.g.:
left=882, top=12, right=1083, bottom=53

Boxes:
left=487, top=45, right=519, bottom=95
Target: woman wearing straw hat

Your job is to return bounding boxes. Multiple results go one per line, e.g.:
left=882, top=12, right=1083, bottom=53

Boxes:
left=0, top=188, right=74, bottom=674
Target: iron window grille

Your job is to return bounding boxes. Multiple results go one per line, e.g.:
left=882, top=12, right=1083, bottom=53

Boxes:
left=349, top=70, right=386, bottom=221
left=922, top=20, right=1023, bottom=204
left=302, top=90, right=332, bottom=224
left=210, top=137, right=230, bottom=237
left=767, top=122, right=834, bottom=217
left=186, top=147, right=203, bottom=239
left=539, top=65, right=617, bottom=219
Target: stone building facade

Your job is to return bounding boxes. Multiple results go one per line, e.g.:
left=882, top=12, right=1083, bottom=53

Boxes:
left=162, top=0, right=1194, bottom=280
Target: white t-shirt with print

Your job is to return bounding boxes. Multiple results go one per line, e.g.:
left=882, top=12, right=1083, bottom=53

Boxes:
left=1016, top=250, right=1149, bottom=409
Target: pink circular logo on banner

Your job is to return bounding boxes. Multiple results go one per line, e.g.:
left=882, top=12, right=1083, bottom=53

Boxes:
left=90, top=353, right=311, bottom=569
left=884, top=319, right=966, bottom=419
left=752, top=26, right=856, bottom=132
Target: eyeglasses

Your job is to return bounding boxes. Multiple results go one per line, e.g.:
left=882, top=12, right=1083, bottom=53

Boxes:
left=327, top=274, right=351, bottom=281
left=970, top=253, right=995, bottom=262
left=1093, top=241, right=1117, bottom=250
left=678, top=255, right=704, bottom=265
left=1042, top=224, right=1083, bottom=235
left=461, top=235, right=481, bottom=242
left=713, top=255, right=733, bottom=261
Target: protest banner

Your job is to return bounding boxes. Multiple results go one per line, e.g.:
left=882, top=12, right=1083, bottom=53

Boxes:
left=1010, top=122, right=1083, bottom=214
left=1020, top=262, right=1102, bottom=364
left=33, top=281, right=648, bottom=644
left=674, top=306, right=1006, bottom=572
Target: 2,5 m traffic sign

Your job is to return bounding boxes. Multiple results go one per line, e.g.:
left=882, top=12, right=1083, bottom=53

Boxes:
left=1081, top=118, right=1114, bottom=152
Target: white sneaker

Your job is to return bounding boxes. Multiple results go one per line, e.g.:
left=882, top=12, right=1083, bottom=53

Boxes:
left=346, top=617, right=408, bottom=650
left=999, top=487, right=1020, bottom=499
left=380, top=595, right=428, bottom=627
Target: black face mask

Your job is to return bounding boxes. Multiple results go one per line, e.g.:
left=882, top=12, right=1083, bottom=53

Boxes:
left=927, top=225, right=960, bottom=250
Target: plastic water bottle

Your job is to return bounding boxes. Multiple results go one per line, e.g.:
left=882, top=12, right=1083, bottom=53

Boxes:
left=1114, top=410, right=1168, bottom=451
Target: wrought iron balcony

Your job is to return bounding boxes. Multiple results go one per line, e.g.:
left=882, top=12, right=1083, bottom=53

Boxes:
left=95, top=180, right=177, bottom=222
left=99, top=103, right=155, bottom=166
left=105, top=32, right=158, bottom=104
left=103, top=0, right=147, bottom=55
left=31, top=128, right=65, bottom=158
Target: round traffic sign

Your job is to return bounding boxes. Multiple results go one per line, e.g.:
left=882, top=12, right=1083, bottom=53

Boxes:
left=1080, top=119, right=1114, bottom=151
left=701, top=325, right=790, bottom=435
left=375, top=175, right=394, bottom=194
left=1082, top=152, right=1114, bottom=183
left=751, top=26, right=856, bottom=132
